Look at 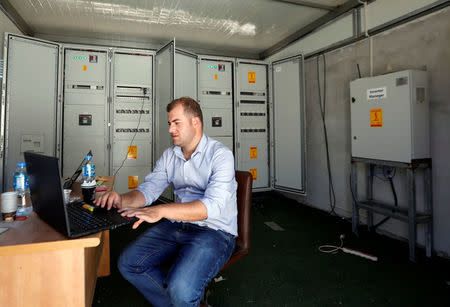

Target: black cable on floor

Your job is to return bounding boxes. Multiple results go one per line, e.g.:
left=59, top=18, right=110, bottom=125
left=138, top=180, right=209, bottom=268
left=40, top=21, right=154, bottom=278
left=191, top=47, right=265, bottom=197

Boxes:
left=316, top=54, right=337, bottom=216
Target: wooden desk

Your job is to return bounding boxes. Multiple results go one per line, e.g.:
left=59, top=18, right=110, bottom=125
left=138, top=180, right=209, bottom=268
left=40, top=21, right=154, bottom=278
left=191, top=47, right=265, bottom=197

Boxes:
left=0, top=176, right=114, bottom=307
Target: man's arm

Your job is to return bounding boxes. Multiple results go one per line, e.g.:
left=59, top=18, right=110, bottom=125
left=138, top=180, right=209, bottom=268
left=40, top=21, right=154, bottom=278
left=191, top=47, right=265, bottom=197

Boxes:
left=120, top=200, right=207, bottom=229
left=94, top=190, right=146, bottom=210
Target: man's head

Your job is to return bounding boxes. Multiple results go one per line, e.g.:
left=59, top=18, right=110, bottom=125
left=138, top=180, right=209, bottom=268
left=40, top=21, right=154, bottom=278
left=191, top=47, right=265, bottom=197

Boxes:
left=166, top=97, right=203, bottom=127
left=166, top=97, right=203, bottom=151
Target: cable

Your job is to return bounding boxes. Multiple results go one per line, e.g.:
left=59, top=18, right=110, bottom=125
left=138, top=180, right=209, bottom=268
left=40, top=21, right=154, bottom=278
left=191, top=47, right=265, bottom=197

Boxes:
left=316, top=54, right=337, bottom=216
left=373, top=166, right=398, bottom=229
left=350, top=165, right=399, bottom=229
left=319, top=234, right=345, bottom=254
left=113, top=91, right=147, bottom=190
left=319, top=234, right=378, bottom=261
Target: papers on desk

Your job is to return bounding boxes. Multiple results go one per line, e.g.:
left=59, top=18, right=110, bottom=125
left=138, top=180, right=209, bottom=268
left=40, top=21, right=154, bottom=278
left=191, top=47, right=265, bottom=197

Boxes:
left=0, top=220, right=24, bottom=230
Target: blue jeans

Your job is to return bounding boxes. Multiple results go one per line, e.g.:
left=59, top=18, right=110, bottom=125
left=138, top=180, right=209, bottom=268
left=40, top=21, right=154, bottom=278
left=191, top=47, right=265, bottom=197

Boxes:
left=118, top=219, right=235, bottom=307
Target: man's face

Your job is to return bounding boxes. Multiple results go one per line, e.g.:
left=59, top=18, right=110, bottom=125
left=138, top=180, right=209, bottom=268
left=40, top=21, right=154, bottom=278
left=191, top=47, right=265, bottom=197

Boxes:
left=168, top=104, right=196, bottom=148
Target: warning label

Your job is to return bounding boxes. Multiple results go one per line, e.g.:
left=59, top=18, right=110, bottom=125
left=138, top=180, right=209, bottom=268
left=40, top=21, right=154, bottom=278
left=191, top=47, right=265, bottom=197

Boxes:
left=248, top=71, right=256, bottom=83
left=370, top=108, right=383, bottom=127
left=367, top=87, right=387, bottom=100
left=250, top=147, right=258, bottom=159
left=249, top=168, right=258, bottom=181
left=127, top=145, right=137, bottom=159
left=128, top=176, right=139, bottom=189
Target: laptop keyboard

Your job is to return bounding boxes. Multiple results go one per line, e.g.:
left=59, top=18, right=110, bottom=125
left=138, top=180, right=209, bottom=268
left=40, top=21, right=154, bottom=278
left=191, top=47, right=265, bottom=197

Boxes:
left=67, top=203, right=119, bottom=232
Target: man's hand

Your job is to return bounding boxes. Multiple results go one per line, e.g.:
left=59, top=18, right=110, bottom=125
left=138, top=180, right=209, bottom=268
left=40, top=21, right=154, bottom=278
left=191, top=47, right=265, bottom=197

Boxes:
left=94, top=191, right=122, bottom=210
left=119, top=206, right=164, bottom=229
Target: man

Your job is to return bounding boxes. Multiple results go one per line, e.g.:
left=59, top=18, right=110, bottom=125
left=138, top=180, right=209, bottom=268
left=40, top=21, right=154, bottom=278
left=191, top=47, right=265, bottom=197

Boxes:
left=95, top=97, right=237, bottom=307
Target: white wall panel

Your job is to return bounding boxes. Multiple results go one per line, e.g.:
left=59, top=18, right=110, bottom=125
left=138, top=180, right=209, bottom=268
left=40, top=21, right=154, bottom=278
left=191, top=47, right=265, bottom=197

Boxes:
left=268, top=13, right=353, bottom=62
left=362, top=0, right=440, bottom=31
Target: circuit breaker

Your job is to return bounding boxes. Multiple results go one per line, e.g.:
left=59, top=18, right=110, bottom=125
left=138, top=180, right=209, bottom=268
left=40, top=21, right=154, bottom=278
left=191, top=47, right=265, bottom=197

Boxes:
left=112, top=51, right=153, bottom=194
left=236, top=61, right=269, bottom=189
left=63, top=48, right=108, bottom=177
left=350, top=70, right=429, bottom=163
left=199, top=58, right=234, bottom=151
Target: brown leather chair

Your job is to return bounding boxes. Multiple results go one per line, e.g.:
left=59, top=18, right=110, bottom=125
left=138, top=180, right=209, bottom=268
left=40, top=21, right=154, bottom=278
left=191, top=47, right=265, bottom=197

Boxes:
left=201, top=171, right=253, bottom=306
left=221, top=170, right=253, bottom=270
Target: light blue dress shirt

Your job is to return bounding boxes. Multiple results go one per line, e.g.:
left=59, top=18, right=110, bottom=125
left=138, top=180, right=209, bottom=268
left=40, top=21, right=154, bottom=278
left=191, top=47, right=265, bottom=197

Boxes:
left=136, top=134, right=238, bottom=236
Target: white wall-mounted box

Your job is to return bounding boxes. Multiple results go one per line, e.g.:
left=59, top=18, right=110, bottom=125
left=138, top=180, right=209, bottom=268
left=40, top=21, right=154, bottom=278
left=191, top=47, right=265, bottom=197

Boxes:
left=350, top=70, right=429, bottom=163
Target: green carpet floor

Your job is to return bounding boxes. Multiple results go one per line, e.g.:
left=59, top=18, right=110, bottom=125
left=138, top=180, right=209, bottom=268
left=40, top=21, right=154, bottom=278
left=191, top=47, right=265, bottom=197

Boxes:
left=93, top=192, right=450, bottom=306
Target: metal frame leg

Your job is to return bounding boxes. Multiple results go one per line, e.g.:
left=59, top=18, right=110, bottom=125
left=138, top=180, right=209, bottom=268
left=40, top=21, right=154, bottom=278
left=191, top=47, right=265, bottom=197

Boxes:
left=367, top=163, right=374, bottom=231
left=407, top=167, right=416, bottom=262
left=351, top=162, right=359, bottom=236
left=424, top=165, right=433, bottom=258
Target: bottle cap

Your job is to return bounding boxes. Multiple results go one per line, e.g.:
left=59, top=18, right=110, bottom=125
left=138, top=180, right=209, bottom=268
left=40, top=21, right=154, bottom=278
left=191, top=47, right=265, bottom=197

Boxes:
left=17, top=162, right=26, bottom=167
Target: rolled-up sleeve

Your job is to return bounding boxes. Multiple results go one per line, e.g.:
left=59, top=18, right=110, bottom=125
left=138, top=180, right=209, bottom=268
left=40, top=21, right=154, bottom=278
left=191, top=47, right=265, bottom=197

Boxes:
left=136, top=150, right=171, bottom=206
left=199, top=147, right=236, bottom=220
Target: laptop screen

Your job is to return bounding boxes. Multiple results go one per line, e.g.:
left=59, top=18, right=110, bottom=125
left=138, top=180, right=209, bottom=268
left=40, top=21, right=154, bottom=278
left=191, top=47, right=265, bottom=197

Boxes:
left=63, top=150, right=92, bottom=189
left=24, top=152, right=70, bottom=236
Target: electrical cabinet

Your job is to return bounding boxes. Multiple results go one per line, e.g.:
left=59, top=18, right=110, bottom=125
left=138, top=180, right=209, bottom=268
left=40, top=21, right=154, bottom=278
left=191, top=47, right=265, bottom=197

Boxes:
left=199, top=57, right=234, bottom=151
left=1, top=35, right=307, bottom=198
left=236, top=60, right=269, bottom=190
left=1, top=34, right=60, bottom=191
left=63, top=48, right=109, bottom=178
left=111, top=51, right=153, bottom=194
left=271, top=55, right=306, bottom=194
left=350, top=70, right=429, bottom=163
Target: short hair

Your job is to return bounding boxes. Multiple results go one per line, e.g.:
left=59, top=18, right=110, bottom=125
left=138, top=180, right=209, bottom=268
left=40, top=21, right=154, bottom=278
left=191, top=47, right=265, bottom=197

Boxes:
left=166, top=97, right=203, bottom=126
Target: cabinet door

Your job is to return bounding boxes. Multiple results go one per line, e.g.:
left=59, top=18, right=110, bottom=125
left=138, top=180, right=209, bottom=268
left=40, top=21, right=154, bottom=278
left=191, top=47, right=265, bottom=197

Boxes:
left=155, top=40, right=175, bottom=201
left=271, top=55, right=306, bottom=194
left=175, top=49, right=198, bottom=101
left=1, top=34, right=60, bottom=191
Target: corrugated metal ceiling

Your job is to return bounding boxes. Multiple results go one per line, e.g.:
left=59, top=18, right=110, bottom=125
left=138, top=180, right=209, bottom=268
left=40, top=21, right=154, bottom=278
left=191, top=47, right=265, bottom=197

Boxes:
left=3, top=0, right=351, bottom=57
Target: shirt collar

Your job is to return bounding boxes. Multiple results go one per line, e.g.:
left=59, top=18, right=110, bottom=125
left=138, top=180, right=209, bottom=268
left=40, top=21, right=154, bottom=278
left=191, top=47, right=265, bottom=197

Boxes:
left=174, top=133, right=207, bottom=161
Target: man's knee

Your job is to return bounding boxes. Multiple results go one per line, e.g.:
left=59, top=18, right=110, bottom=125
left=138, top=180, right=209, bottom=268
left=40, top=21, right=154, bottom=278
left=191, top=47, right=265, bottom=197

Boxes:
left=117, top=247, right=145, bottom=281
left=117, top=250, right=132, bottom=277
left=167, top=277, right=203, bottom=307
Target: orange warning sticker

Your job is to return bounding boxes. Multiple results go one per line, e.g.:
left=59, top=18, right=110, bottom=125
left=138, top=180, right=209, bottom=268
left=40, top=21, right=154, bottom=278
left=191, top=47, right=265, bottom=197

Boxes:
left=214, top=74, right=218, bottom=80
left=249, top=168, right=257, bottom=181
left=250, top=147, right=258, bottom=159
left=83, top=65, right=87, bottom=71
left=127, top=145, right=137, bottom=159
left=128, top=176, right=139, bottom=189
left=370, top=108, right=383, bottom=127
left=248, top=71, right=256, bottom=83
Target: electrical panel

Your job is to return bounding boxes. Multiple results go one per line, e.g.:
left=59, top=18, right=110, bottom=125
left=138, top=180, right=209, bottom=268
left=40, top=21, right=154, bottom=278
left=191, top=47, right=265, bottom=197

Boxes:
left=112, top=51, right=153, bottom=194
left=63, top=48, right=108, bottom=178
left=199, top=58, right=234, bottom=151
left=236, top=61, right=269, bottom=189
left=350, top=70, right=429, bottom=163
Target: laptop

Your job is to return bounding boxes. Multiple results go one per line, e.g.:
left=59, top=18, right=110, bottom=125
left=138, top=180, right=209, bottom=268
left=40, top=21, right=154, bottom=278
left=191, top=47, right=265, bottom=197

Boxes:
left=63, top=150, right=92, bottom=189
left=24, top=152, right=136, bottom=238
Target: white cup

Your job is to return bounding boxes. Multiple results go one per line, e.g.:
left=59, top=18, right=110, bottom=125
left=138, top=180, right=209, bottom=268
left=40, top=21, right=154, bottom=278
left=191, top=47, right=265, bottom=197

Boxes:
left=2, top=191, right=18, bottom=213
left=63, top=189, right=72, bottom=205
left=2, top=191, right=18, bottom=221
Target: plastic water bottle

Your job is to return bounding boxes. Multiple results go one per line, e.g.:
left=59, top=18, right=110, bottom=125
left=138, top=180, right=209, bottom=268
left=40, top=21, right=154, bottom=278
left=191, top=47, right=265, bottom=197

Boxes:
left=82, top=155, right=96, bottom=184
left=14, top=162, right=32, bottom=216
